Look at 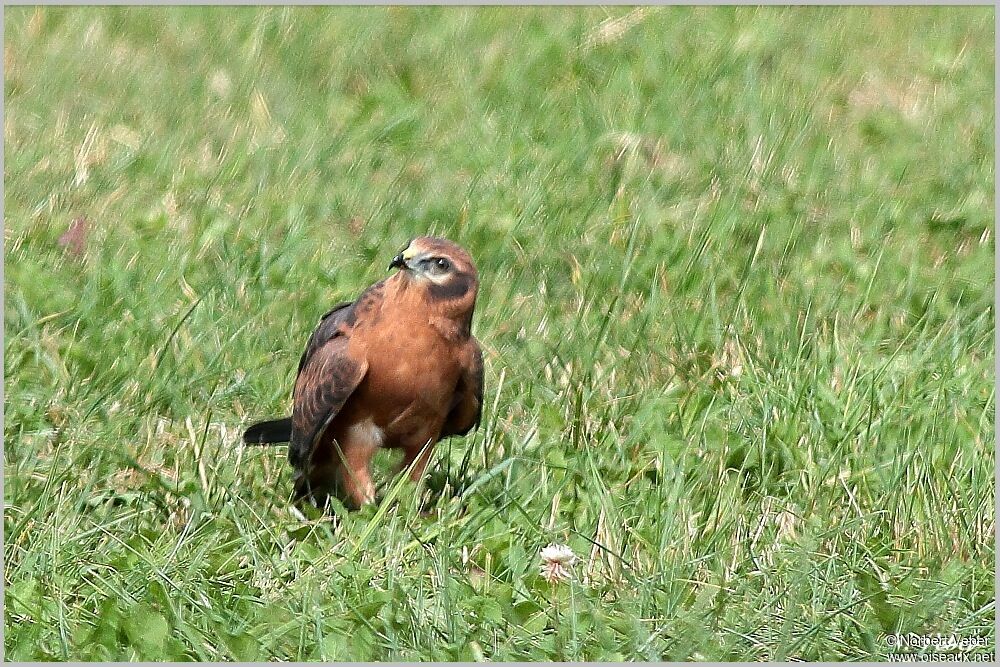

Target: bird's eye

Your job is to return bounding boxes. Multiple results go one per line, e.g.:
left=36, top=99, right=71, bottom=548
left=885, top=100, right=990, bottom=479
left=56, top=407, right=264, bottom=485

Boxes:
left=434, top=258, right=450, bottom=271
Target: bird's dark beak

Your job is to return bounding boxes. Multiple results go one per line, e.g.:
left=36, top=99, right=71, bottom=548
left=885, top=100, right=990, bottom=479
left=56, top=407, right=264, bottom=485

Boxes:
left=389, top=253, right=407, bottom=271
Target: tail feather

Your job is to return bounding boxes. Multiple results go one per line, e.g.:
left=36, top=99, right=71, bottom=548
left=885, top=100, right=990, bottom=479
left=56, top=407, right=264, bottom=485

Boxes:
left=243, top=417, right=293, bottom=445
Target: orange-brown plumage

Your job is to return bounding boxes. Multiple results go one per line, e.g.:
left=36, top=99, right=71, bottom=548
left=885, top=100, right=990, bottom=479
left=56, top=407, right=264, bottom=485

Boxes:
left=243, top=236, right=483, bottom=508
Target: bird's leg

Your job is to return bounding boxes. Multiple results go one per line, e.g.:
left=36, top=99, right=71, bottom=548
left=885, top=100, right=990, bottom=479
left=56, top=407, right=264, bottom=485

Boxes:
left=386, top=409, right=440, bottom=483
left=398, top=438, right=436, bottom=482
left=337, top=438, right=379, bottom=507
left=297, top=464, right=338, bottom=510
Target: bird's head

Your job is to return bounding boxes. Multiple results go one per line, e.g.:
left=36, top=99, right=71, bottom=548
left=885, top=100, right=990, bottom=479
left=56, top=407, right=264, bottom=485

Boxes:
left=389, top=236, right=479, bottom=327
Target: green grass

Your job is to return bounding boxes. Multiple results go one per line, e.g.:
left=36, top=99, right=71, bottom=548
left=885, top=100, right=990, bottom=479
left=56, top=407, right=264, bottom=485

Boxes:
left=4, top=6, right=995, bottom=661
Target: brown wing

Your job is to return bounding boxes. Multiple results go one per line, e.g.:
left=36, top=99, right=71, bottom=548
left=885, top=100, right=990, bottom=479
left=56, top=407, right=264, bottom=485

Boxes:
left=288, top=303, right=367, bottom=470
left=296, top=302, right=353, bottom=374
left=441, top=337, right=484, bottom=438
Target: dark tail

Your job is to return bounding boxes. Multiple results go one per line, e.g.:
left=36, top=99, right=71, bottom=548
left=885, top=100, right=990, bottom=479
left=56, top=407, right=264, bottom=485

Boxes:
left=243, top=417, right=293, bottom=445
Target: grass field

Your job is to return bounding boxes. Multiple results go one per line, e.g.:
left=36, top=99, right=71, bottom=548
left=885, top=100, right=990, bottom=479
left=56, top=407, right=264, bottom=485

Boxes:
left=4, top=6, right=995, bottom=661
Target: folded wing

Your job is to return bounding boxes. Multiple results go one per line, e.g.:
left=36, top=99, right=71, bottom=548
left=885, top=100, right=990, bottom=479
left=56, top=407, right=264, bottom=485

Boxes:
left=288, top=303, right=368, bottom=470
left=441, top=337, right=484, bottom=438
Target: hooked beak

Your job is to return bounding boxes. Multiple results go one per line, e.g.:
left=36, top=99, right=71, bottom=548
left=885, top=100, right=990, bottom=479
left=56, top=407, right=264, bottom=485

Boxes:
left=389, top=253, right=407, bottom=271
left=389, top=242, right=418, bottom=271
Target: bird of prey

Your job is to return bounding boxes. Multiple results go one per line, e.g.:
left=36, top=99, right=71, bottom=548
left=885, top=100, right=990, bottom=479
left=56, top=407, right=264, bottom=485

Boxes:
left=243, top=236, right=484, bottom=508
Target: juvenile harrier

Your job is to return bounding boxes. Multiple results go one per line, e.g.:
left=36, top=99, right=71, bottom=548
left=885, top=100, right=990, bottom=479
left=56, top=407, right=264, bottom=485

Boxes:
left=243, top=236, right=484, bottom=508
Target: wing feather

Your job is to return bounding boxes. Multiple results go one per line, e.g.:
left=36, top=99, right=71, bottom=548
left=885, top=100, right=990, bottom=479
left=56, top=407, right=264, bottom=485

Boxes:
left=297, top=302, right=354, bottom=374
left=441, top=338, right=484, bottom=438
left=288, top=303, right=367, bottom=470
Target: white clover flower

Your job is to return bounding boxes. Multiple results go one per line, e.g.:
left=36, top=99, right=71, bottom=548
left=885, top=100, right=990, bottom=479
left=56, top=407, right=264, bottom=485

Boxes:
left=539, top=543, right=576, bottom=584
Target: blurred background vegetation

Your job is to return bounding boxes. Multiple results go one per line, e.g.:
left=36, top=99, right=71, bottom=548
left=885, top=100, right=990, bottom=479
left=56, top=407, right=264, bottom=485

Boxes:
left=4, top=6, right=994, bottom=661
